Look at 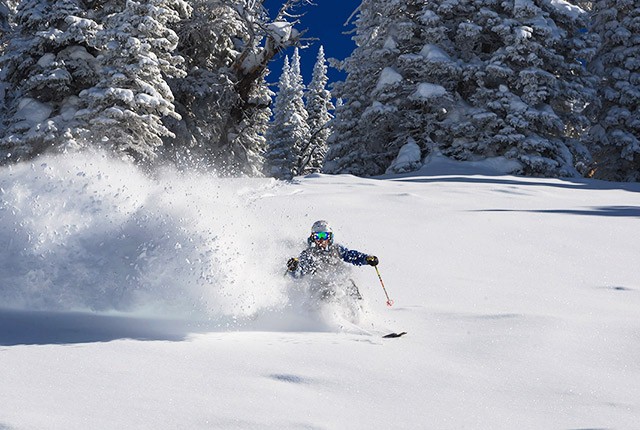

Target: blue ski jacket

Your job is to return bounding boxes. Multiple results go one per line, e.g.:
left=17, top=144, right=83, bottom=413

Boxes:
left=291, top=243, right=370, bottom=278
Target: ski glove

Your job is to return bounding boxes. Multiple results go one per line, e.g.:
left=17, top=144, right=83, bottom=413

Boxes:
left=287, top=257, right=299, bottom=272
left=366, top=255, right=379, bottom=266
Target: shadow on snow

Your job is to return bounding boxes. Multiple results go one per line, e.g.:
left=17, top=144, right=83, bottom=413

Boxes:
left=389, top=173, right=640, bottom=218
left=383, top=174, right=640, bottom=193
left=476, top=206, right=640, bottom=218
left=0, top=308, right=214, bottom=346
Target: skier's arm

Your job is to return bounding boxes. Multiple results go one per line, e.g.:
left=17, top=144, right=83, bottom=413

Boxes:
left=287, top=250, right=313, bottom=277
left=338, top=245, right=377, bottom=266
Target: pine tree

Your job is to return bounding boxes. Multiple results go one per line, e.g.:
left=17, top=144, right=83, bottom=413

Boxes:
left=0, top=0, right=99, bottom=162
left=303, top=45, right=333, bottom=173
left=167, top=0, right=311, bottom=176
left=0, top=0, right=311, bottom=173
left=288, top=47, right=311, bottom=174
left=265, top=48, right=310, bottom=179
left=437, top=0, right=599, bottom=177
left=587, top=0, right=640, bottom=181
left=327, top=0, right=599, bottom=178
left=326, top=0, right=454, bottom=176
left=75, top=0, right=191, bottom=162
left=167, top=0, right=267, bottom=174
left=265, top=56, right=296, bottom=179
left=324, top=0, right=389, bottom=175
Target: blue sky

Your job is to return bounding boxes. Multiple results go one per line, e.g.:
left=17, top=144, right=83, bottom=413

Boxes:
left=263, top=0, right=359, bottom=86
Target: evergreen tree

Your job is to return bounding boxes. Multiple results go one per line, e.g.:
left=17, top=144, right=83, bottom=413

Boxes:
left=0, top=0, right=311, bottom=173
left=265, top=48, right=310, bottom=179
left=327, top=0, right=598, bottom=178
left=303, top=45, right=333, bottom=173
left=288, top=47, right=311, bottom=174
left=587, top=0, right=640, bottom=181
left=326, top=0, right=458, bottom=176
left=76, top=0, right=191, bottom=162
left=167, top=0, right=267, bottom=174
left=430, top=0, right=599, bottom=177
left=265, top=56, right=296, bottom=179
left=324, top=0, right=401, bottom=175
left=167, top=0, right=310, bottom=176
left=0, top=0, right=99, bottom=162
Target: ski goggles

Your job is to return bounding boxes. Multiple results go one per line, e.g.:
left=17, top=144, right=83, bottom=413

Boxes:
left=312, top=232, right=332, bottom=241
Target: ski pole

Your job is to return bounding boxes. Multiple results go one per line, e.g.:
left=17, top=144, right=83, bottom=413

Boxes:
left=374, top=265, right=394, bottom=307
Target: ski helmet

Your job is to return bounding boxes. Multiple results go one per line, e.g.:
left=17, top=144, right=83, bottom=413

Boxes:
left=311, top=220, right=332, bottom=233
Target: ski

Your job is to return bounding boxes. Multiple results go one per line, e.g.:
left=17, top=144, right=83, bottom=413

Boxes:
left=382, top=331, right=407, bottom=338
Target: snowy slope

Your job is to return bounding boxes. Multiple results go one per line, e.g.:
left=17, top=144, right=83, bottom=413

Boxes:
left=1, top=152, right=639, bottom=429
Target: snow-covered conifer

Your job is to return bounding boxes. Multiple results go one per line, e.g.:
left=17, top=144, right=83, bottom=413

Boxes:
left=303, top=45, right=333, bottom=174
left=0, top=0, right=99, bottom=162
left=76, top=0, right=191, bottom=162
left=430, top=0, right=598, bottom=177
left=288, top=48, right=311, bottom=174
left=324, top=0, right=396, bottom=176
left=265, top=56, right=296, bottom=179
left=326, top=0, right=448, bottom=176
left=587, top=0, right=640, bottom=181
left=265, top=48, right=310, bottom=179
left=327, top=0, right=598, bottom=178
left=167, top=0, right=310, bottom=175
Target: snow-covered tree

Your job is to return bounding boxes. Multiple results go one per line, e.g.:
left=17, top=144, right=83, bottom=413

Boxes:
left=265, top=56, right=296, bottom=179
left=75, top=0, right=191, bottom=162
left=0, top=0, right=99, bottom=162
left=287, top=47, right=310, bottom=173
left=484, top=0, right=597, bottom=177
left=324, top=0, right=407, bottom=176
left=587, top=0, right=640, bottom=181
left=303, top=45, right=333, bottom=173
left=325, top=0, right=458, bottom=176
left=166, top=0, right=310, bottom=175
left=0, top=0, right=312, bottom=172
left=265, top=48, right=310, bottom=179
left=327, top=0, right=598, bottom=178
left=435, top=0, right=599, bottom=177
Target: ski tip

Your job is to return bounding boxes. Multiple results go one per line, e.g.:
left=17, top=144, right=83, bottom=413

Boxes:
left=382, top=331, right=407, bottom=338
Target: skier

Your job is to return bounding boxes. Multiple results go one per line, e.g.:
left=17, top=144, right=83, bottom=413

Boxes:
left=286, top=220, right=379, bottom=301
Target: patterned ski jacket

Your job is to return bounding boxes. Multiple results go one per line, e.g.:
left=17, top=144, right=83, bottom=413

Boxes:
left=291, top=243, right=370, bottom=278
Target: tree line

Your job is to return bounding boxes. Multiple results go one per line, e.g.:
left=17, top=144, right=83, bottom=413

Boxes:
left=0, top=0, right=638, bottom=182
left=324, top=0, right=639, bottom=182
left=0, top=0, right=312, bottom=175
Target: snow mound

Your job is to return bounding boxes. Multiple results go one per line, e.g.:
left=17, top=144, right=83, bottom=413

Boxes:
left=386, top=138, right=422, bottom=174
left=418, top=154, right=523, bottom=176
left=379, top=153, right=523, bottom=178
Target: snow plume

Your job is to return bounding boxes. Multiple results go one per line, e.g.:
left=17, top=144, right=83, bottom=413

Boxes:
left=0, top=151, right=290, bottom=323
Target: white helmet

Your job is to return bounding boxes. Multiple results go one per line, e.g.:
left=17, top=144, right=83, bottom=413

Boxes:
left=311, top=220, right=332, bottom=233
